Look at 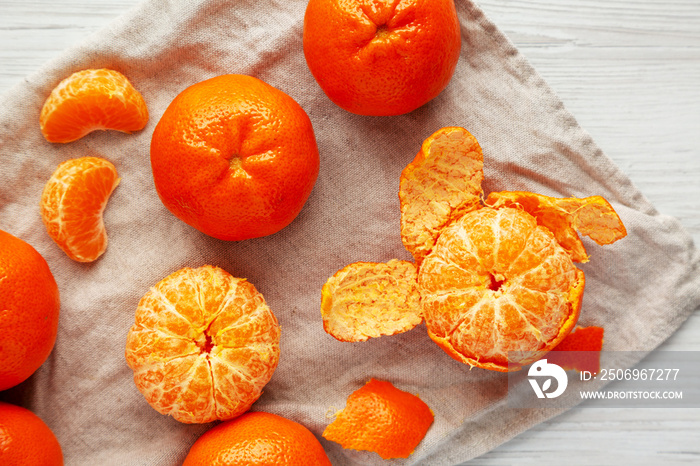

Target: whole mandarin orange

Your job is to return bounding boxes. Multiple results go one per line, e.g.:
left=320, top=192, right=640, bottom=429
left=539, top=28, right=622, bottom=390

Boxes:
left=183, top=411, right=331, bottom=465
left=150, top=74, right=319, bottom=241
left=0, top=402, right=63, bottom=465
left=303, top=0, right=462, bottom=116
left=0, top=230, right=60, bottom=391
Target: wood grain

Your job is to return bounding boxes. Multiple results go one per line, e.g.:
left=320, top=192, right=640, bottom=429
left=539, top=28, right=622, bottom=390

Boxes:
left=1, top=1, right=698, bottom=464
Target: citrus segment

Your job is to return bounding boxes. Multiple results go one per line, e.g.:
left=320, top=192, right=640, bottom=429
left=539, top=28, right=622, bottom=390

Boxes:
left=150, top=74, right=319, bottom=241
left=399, top=127, right=484, bottom=265
left=323, top=379, right=433, bottom=459
left=0, top=402, right=63, bottom=465
left=183, top=411, right=331, bottom=465
left=40, top=156, right=120, bottom=262
left=321, top=260, right=421, bottom=342
left=549, top=325, right=604, bottom=374
left=40, top=69, right=148, bottom=143
left=419, top=207, right=585, bottom=371
left=0, top=230, right=60, bottom=391
left=125, top=265, right=280, bottom=424
left=485, top=191, right=627, bottom=262
left=303, top=0, right=462, bottom=115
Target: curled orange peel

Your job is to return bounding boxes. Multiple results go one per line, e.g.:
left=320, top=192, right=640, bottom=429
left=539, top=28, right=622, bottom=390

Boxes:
left=323, top=379, right=434, bottom=459
left=399, top=127, right=484, bottom=265
left=485, top=191, right=627, bottom=262
left=321, top=260, right=422, bottom=342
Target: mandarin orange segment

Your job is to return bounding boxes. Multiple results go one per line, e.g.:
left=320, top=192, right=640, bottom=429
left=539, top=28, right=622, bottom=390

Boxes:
left=485, top=191, right=627, bottom=262
left=323, top=378, right=434, bottom=459
left=40, top=156, right=120, bottom=262
left=40, top=69, right=148, bottom=143
left=419, top=207, right=585, bottom=371
left=321, top=259, right=422, bottom=342
left=125, top=265, right=280, bottom=424
left=399, top=127, right=484, bottom=265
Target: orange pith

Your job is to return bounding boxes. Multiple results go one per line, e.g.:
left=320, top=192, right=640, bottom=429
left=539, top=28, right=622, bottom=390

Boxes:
left=150, top=74, right=319, bottom=241
left=419, top=206, right=585, bottom=371
left=321, top=259, right=421, bottom=342
left=125, top=265, right=280, bottom=424
left=323, top=379, right=434, bottom=459
left=40, top=69, right=148, bottom=143
left=485, top=191, right=628, bottom=262
left=0, top=402, right=63, bottom=466
left=399, top=126, right=484, bottom=265
left=303, top=0, right=462, bottom=115
left=183, top=411, right=331, bottom=465
left=0, top=230, right=61, bottom=391
left=40, top=156, right=120, bottom=262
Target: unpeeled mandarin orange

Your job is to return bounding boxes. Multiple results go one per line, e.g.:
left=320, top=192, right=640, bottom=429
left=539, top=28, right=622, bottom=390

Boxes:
left=0, top=230, right=60, bottom=391
left=0, top=402, right=63, bottom=465
left=183, top=411, right=331, bottom=465
left=303, top=0, right=462, bottom=115
left=150, top=74, right=319, bottom=241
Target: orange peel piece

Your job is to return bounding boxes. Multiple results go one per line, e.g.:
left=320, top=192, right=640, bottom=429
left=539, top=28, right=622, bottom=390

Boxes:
left=40, top=68, right=149, bottom=143
left=323, top=379, right=434, bottom=459
left=485, top=191, right=627, bottom=262
left=399, top=127, right=484, bottom=265
left=321, top=260, right=421, bottom=342
left=549, top=325, right=604, bottom=374
left=40, top=156, right=120, bottom=262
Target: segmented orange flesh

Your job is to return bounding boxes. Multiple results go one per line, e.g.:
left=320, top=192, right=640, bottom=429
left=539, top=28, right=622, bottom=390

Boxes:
left=418, top=207, right=585, bottom=372
left=40, top=68, right=149, bottom=143
left=399, top=127, right=484, bottom=265
left=125, top=266, right=280, bottom=424
left=485, top=191, right=627, bottom=262
left=321, top=260, right=421, bottom=342
left=40, top=156, right=120, bottom=262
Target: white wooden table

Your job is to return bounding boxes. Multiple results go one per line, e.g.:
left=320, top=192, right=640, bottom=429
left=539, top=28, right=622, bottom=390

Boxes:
left=1, top=0, right=698, bottom=464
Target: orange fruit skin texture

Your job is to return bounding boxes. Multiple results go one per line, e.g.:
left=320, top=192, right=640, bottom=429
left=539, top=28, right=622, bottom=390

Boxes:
left=0, top=402, right=63, bottom=465
left=303, top=0, right=462, bottom=116
left=125, top=265, right=280, bottom=424
left=549, top=326, right=604, bottom=374
left=40, top=157, right=120, bottom=262
left=0, top=230, right=60, bottom=391
left=183, top=411, right=331, bottom=466
left=323, top=379, right=434, bottom=459
left=39, top=69, right=148, bottom=143
left=418, top=207, right=585, bottom=372
left=150, top=74, right=320, bottom=241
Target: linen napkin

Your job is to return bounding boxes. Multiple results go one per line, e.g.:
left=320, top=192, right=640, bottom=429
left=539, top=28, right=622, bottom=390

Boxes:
left=1, top=0, right=698, bottom=464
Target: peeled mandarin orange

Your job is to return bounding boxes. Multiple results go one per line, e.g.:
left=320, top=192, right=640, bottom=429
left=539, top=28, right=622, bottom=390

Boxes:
left=0, top=402, right=63, bottom=465
left=40, top=69, right=148, bottom=143
left=303, top=0, right=462, bottom=115
left=323, top=379, right=434, bottom=459
left=318, top=127, right=626, bottom=372
left=419, top=206, right=585, bottom=371
left=125, top=265, right=280, bottom=424
left=150, top=74, right=319, bottom=241
left=0, top=230, right=60, bottom=391
left=399, top=127, right=484, bottom=265
left=321, top=259, right=421, bottom=342
left=40, top=156, right=120, bottom=262
left=183, top=411, right=331, bottom=465
left=485, top=191, right=627, bottom=262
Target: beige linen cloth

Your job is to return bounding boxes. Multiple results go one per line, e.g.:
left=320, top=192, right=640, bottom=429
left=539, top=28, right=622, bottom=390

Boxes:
left=1, top=0, right=699, bottom=464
